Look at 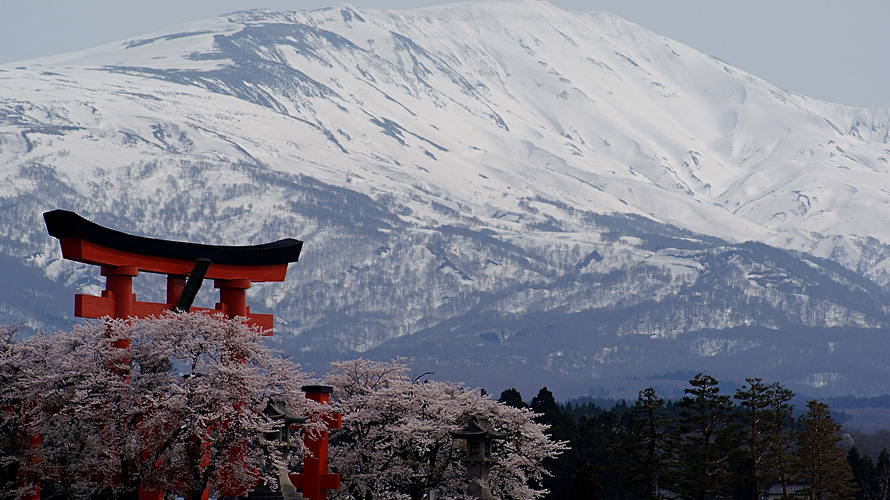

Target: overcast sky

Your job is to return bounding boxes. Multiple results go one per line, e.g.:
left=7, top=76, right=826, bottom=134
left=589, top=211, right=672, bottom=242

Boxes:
left=2, top=0, right=888, bottom=108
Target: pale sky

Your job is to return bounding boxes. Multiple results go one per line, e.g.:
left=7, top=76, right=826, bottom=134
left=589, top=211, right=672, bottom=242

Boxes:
left=1, top=0, right=888, bottom=108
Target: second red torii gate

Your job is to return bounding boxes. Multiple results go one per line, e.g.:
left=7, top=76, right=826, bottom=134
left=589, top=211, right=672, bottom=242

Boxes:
left=43, top=209, right=303, bottom=331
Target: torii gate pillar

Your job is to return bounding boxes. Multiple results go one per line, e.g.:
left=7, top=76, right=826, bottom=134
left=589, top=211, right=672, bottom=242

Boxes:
left=290, top=386, right=341, bottom=500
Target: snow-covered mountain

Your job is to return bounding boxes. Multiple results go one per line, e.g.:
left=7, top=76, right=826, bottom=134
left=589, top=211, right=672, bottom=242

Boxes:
left=2, top=0, right=890, bottom=399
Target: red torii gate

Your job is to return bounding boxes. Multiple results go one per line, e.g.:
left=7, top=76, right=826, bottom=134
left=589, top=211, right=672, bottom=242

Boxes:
left=40, top=209, right=341, bottom=500
left=43, top=209, right=304, bottom=330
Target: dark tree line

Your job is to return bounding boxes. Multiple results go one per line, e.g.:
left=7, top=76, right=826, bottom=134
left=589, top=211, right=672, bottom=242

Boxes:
left=500, top=374, right=872, bottom=500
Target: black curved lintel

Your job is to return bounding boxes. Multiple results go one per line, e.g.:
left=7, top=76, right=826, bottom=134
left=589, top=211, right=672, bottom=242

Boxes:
left=44, top=209, right=302, bottom=267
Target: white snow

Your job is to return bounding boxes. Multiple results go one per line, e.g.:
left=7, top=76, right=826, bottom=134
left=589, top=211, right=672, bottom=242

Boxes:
left=2, top=0, right=890, bottom=342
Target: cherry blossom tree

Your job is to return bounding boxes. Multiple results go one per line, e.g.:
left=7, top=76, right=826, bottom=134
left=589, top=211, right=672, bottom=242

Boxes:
left=324, top=358, right=566, bottom=500
left=3, top=313, right=318, bottom=500
left=1, top=325, right=49, bottom=500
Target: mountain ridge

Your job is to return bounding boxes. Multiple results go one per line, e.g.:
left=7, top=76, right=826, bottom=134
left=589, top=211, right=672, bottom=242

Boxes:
left=2, top=1, right=890, bottom=399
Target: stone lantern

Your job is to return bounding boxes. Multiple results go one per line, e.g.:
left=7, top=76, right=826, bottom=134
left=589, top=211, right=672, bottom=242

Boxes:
left=246, top=397, right=308, bottom=499
left=450, top=416, right=508, bottom=500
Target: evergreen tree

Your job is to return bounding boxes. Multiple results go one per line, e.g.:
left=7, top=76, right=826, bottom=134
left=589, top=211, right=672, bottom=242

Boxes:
left=847, top=446, right=877, bottom=500
left=530, top=387, right=561, bottom=423
left=734, top=378, right=772, bottom=500
left=498, top=388, right=527, bottom=409
left=734, top=379, right=796, bottom=499
left=674, top=373, right=736, bottom=500
left=531, top=387, right=578, bottom=500
left=793, top=400, right=858, bottom=500
left=875, top=449, right=890, bottom=500
left=613, top=387, right=671, bottom=499
left=763, top=381, right=797, bottom=498
left=576, top=409, right=625, bottom=497
left=568, top=462, right=602, bottom=500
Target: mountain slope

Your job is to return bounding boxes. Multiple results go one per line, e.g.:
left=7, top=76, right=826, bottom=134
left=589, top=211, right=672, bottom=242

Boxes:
left=2, top=0, right=890, bottom=398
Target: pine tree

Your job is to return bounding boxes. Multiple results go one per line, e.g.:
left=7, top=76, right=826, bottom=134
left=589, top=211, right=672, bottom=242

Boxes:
left=576, top=409, right=625, bottom=496
left=875, top=449, right=890, bottom=500
left=847, top=446, right=877, bottom=500
left=613, top=387, right=671, bottom=499
left=734, top=379, right=796, bottom=499
left=674, top=373, right=736, bottom=500
left=568, top=462, right=602, bottom=500
left=734, top=377, right=773, bottom=500
left=793, top=400, right=858, bottom=500
left=530, top=387, right=578, bottom=500
left=498, top=388, right=527, bottom=409
left=763, top=381, right=796, bottom=498
left=530, top=387, right=561, bottom=424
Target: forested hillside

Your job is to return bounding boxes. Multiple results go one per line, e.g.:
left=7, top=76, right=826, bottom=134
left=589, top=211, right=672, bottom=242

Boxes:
left=504, top=375, right=889, bottom=500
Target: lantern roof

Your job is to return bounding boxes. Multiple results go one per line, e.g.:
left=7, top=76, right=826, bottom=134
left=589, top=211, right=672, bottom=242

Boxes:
left=263, top=397, right=308, bottom=424
left=450, top=417, right=508, bottom=440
